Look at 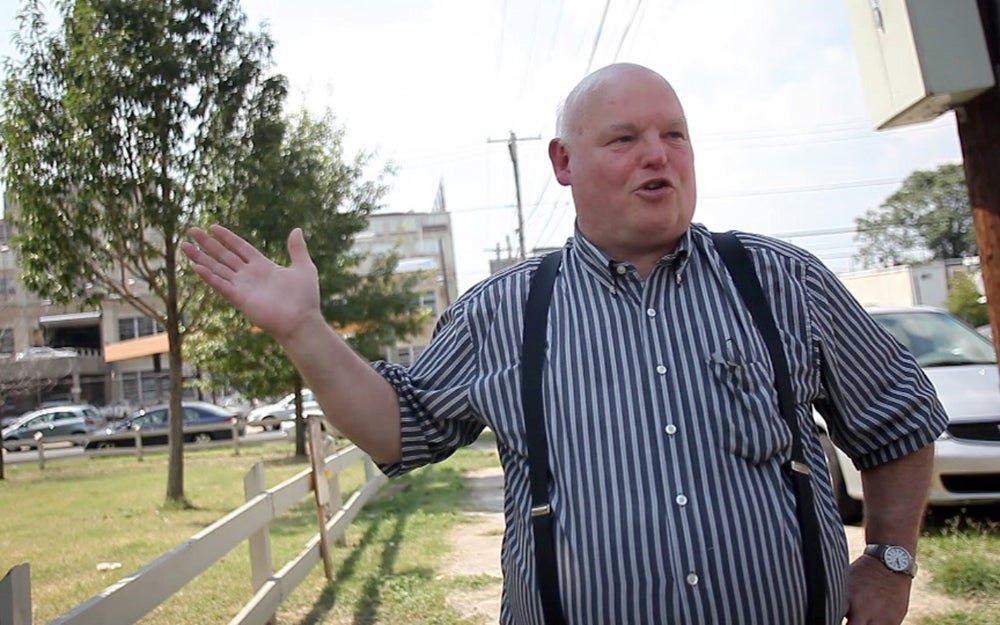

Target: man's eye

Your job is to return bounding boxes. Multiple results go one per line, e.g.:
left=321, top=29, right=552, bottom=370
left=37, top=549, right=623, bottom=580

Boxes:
left=614, top=135, right=634, bottom=143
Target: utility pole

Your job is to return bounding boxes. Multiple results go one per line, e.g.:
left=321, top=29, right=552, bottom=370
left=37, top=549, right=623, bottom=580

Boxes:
left=959, top=0, right=1000, bottom=354
left=488, top=131, right=540, bottom=260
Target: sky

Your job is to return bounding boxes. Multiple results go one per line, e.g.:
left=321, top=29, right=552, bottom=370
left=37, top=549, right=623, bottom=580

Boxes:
left=0, top=0, right=967, bottom=295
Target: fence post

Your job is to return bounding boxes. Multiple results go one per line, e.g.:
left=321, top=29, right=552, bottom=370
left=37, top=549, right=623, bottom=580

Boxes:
left=243, top=462, right=275, bottom=625
left=232, top=420, right=241, bottom=456
left=32, top=433, right=44, bottom=471
left=134, top=428, right=143, bottom=462
left=0, top=563, right=32, bottom=625
left=307, top=415, right=334, bottom=581
left=328, top=456, right=346, bottom=548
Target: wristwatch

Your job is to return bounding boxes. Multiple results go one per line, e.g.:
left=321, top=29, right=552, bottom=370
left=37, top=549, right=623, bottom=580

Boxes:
left=864, top=543, right=918, bottom=577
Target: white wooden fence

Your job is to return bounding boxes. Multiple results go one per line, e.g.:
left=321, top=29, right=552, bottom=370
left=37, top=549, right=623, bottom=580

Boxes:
left=0, top=416, right=387, bottom=625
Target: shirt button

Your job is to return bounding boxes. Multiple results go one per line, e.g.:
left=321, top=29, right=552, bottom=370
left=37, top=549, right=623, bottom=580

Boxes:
left=676, top=494, right=688, bottom=506
left=655, top=365, right=667, bottom=375
left=664, top=424, right=677, bottom=435
left=686, top=573, right=699, bottom=586
left=615, top=264, right=627, bottom=275
left=646, top=308, right=657, bottom=318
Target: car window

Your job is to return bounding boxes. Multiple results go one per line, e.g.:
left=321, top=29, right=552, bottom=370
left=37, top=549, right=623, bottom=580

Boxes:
left=54, top=412, right=74, bottom=422
left=874, top=311, right=997, bottom=366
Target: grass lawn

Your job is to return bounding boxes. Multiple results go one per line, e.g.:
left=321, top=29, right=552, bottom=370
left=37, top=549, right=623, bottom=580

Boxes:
left=0, top=436, right=502, bottom=625
left=917, top=508, right=1000, bottom=625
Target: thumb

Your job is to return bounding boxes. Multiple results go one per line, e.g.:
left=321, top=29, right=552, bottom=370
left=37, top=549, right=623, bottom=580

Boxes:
left=286, top=228, right=312, bottom=267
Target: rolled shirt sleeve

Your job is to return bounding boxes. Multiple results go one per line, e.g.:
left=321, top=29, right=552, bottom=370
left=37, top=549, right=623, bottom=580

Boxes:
left=373, top=299, right=487, bottom=477
left=808, top=264, right=948, bottom=471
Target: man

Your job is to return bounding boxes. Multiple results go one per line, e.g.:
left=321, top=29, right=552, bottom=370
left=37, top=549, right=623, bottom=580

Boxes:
left=182, top=63, right=947, bottom=625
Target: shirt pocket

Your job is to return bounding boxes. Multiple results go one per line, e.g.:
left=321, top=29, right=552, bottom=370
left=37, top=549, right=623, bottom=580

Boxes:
left=706, top=344, right=792, bottom=465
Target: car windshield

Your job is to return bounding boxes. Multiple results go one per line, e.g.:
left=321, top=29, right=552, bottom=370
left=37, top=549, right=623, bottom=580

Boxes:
left=873, top=310, right=997, bottom=367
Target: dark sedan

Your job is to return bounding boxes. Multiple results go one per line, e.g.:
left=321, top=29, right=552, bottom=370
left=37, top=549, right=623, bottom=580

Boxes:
left=84, top=401, right=242, bottom=450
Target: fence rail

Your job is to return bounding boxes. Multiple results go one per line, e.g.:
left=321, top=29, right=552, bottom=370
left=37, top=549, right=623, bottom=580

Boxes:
left=0, top=416, right=387, bottom=625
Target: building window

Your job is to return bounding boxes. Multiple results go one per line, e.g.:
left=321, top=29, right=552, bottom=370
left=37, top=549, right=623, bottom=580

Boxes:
left=393, top=344, right=426, bottom=367
left=0, top=277, right=14, bottom=297
left=419, top=291, right=437, bottom=316
left=0, top=328, right=13, bottom=355
left=118, top=316, right=164, bottom=341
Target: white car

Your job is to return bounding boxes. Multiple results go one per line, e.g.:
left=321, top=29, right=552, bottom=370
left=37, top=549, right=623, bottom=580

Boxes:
left=818, top=306, right=1000, bottom=523
left=245, top=389, right=320, bottom=431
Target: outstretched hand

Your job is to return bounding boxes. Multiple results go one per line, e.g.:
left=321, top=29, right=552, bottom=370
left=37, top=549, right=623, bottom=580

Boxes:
left=181, top=225, right=321, bottom=342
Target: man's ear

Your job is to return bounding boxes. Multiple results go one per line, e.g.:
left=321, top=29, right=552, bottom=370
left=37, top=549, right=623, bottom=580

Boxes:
left=548, top=139, right=572, bottom=186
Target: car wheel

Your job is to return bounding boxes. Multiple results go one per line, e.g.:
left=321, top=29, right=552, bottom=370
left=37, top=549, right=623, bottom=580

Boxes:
left=193, top=432, right=213, bottom=444
left=819, top=433, right=864, bottom=525
left=262, top=417, right=278, bottom=432
left=95, top=441, right=117, bottom=450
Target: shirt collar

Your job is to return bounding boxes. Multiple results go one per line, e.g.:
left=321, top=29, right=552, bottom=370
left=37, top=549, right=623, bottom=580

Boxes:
left=569, top=224, right=693, bottom=287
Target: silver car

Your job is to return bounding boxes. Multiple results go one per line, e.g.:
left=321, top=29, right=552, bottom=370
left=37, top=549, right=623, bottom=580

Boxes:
left=818, top=306, right=1000, bottom=522
left=2, top=404, right=102, bottom=451
left=245, top=389, right=320, bottom=431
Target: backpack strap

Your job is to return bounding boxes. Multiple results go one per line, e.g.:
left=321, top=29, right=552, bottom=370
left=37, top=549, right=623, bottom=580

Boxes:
left=711, top=231, right=827, bottom=625
left=520, top=249, right=567, bottom=625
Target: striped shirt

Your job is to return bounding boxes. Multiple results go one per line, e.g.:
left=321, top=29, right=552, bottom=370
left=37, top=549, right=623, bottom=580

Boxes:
left=374, top=223, right=948, bottom=625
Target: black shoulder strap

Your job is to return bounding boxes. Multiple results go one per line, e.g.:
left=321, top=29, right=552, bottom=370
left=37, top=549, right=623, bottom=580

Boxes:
left=520, top=250, right=567, bottom=625
left=711, top=231, right=827, bottom=625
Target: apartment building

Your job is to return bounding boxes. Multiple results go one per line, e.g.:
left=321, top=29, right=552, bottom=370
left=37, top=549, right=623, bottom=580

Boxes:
left=0, top=197, right=458, bottom=416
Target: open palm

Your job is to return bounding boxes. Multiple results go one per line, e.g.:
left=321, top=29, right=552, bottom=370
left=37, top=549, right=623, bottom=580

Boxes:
left=182, top=225, right=321, bottom=339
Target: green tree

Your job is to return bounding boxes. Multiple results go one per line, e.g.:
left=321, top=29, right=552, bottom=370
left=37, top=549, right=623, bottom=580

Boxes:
left=185, top=110, right=428, bottom=456
left=946, top=271, right=989, bottom=328
left=854, top=163, right=975, bottom=268
left=0, top=0, right=286, bottom=503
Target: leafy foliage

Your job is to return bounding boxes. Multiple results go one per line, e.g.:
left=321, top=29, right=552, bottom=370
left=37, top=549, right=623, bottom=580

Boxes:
left=0, top=0, right=286, bottom=500
left=184, top=110, right=428, bottom=453
left=946, top=271, right=989, bottom=328
left=854, top=164, right=975, bottom=268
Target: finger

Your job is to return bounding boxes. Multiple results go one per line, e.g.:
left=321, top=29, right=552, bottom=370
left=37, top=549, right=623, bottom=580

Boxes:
left=209, top=224, right=271, bottom=266
left=191, top=263, right=242, bottom=304
left=287, top=228, right=313, bottom=267
left=180, top=238, right=237, bottom=283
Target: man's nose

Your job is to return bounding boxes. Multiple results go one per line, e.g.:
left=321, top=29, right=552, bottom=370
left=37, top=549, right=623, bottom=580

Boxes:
left=640, top=136, right=669, bottom=168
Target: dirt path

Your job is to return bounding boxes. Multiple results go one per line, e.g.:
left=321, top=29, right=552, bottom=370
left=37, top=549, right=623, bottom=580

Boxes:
left=442, top=466, right=963, bottom=624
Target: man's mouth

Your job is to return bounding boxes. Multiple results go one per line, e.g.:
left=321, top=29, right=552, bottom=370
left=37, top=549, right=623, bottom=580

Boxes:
left=639, top=179, right=672, bottom=191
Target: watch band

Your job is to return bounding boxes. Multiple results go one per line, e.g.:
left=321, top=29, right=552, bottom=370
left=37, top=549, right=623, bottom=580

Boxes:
left=864, top=543, right=918, bottom=577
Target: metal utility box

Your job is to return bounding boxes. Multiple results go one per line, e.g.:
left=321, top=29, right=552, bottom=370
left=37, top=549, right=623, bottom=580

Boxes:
left=845, top=0, right=996, bottom=129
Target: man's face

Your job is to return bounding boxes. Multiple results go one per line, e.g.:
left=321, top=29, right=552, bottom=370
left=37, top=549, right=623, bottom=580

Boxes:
left=549, top=68, right=696, bottom=260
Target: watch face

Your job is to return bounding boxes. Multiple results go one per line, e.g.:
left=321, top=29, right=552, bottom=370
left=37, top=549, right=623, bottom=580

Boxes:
left=884, top=546, right=912, bottom=571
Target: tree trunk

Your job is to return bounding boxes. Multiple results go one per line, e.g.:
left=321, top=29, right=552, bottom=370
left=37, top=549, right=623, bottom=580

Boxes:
left=165, top=232, right=186, bottom=504
left=294, top=377, right=306, bottom=457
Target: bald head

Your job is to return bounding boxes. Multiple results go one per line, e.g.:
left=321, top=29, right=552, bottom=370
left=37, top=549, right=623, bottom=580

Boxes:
left=556, top=63, right=683, bottom=142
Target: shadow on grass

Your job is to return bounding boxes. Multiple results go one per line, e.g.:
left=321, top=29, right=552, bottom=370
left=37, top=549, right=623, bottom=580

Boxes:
left=291, top=463, right=470, bottom=625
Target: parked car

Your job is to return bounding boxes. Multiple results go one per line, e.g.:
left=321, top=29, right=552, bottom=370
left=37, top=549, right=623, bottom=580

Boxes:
left=2, top=404, right=101, bottom=451
left=818, top=306, right=1000, bottom=523
left=245, top=389, right=320, bottom=431
left=84, top=401, right=243, bottom=450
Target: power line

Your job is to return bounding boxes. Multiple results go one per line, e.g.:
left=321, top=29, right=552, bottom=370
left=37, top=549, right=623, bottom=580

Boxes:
left=702, top=177, right=903, bottom=200
left=614, top=0, right=646, bottom=59
left=585, top=0, right=613, bottom=73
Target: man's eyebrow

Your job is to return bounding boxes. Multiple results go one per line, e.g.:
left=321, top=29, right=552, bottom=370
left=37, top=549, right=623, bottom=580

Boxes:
left=604, top=117, right=689, bottom=133
left=605, top=122, right=638, bottom=133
